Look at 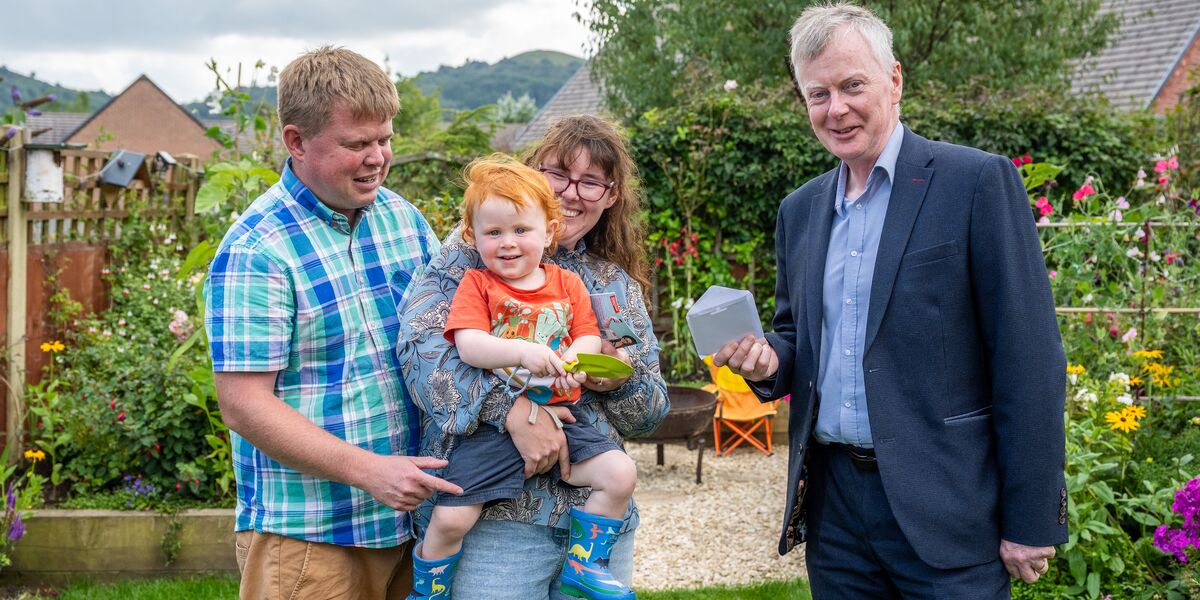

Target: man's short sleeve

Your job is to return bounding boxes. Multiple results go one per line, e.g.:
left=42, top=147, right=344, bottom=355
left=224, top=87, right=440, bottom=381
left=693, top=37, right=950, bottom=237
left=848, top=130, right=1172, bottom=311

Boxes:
left=205, top=244, right=295, bottom=372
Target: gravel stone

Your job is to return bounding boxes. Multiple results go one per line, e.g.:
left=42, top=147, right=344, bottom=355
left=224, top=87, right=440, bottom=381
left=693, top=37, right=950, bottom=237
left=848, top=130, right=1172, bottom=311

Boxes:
left=626, top=440, right=808, bottom=590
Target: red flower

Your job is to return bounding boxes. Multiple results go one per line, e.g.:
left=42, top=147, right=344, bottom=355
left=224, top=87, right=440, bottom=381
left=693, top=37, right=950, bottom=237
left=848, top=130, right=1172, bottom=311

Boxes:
left=175, top=482, right=182, bottom=491
left=674, top=256, right=685, bottom=265
left=117, top=411, right=126, bottom=422
left=109, top=399, right=116, bottom=409
left=1011, top=157, right=1022, bottom=167
left=1072, top=184, right=1096, bottom=201
left=1022, top=152, right=1033, bottom=165
left=655, top=257, right=664, bottom=267
left=1158, top=176, right=1169, bottom=186
left=1083, top=313, right=1093, bottom=324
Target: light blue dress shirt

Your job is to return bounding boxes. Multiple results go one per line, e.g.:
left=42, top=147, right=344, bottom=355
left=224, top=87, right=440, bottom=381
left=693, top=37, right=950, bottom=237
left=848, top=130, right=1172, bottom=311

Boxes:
left=814, top=123, right=905, bottom=448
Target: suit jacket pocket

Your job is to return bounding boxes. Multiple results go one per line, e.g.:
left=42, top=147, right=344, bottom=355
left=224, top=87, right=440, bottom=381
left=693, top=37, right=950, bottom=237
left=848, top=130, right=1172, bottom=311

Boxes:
left=944, top=404, right=992, bottom=425
left=902, top=240, right=958, bottom=269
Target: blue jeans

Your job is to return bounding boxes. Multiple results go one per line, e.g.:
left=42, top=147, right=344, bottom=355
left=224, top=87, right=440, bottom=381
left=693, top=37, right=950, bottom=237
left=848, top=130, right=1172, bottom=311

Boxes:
left=451, top=519, right=635, bottom=599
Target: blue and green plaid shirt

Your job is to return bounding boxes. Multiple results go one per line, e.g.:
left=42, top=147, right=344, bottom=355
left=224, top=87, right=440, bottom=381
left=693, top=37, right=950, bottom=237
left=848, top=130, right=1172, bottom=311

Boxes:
left=205, top=161, right=439, bottom=547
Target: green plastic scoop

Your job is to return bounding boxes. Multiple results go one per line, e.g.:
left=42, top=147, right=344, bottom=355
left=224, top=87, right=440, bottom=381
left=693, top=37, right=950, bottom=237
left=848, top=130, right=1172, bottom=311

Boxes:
left=563, top=353, right=634, bottom=379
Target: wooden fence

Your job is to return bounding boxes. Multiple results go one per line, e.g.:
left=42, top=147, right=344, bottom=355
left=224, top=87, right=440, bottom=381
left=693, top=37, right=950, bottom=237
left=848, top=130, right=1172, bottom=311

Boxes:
left=0, top=129, right=200, bottom=447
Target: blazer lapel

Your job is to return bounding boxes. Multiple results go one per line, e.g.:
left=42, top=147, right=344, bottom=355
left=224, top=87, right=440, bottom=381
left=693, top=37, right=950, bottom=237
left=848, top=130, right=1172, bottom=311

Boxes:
left=864, top=128, right=934, bottom=352
left=805, top=173, right=837, bottom=361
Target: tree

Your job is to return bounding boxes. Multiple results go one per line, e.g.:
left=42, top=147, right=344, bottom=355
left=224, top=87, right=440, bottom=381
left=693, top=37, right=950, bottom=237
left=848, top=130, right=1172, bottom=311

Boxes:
left=494, top=91, right=538, bottom=123
left=579, top=0, right=1118, bottom=119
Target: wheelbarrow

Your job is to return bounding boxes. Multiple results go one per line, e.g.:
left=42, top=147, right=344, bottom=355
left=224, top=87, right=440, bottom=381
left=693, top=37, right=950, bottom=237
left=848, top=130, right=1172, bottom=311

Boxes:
left=627, top=385, right=718, bottom=484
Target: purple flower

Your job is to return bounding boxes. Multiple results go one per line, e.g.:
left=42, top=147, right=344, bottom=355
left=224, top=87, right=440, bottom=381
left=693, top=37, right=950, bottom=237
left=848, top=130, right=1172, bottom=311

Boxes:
left=1156, top=525, right=1190, bottom=562
left=46, top=94, right=56, bottom=102
left=5, top=485, right=15, bottom=511
left=27, top=109, right=41, bottom=117
left=7, top=514, right=24, bottom=542
left=10, top=86, right=19, bottom=104
left=3, top=127, right=16, bottom=141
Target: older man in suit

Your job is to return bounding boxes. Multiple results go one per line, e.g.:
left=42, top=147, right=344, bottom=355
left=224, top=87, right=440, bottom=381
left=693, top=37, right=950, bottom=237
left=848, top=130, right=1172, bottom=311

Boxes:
left=714, top=3, right=1068, bottom=597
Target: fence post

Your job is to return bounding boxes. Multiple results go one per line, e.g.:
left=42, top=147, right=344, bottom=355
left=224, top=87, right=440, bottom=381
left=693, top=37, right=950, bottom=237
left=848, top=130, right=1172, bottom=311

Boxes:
left=6, top=130, right=27, bottom=451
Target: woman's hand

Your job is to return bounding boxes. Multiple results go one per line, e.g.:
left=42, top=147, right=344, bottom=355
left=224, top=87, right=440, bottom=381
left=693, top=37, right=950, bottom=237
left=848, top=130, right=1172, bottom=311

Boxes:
left=505, top=395, right=576, bottom=478
left=582, top=340, right=632, bottom=393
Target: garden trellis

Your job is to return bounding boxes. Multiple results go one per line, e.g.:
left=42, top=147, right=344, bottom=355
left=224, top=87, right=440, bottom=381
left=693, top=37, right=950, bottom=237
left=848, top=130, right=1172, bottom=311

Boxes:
left=0, top=128, right=201, bottom=447
left=1039, top=218, right=1200, bottom=401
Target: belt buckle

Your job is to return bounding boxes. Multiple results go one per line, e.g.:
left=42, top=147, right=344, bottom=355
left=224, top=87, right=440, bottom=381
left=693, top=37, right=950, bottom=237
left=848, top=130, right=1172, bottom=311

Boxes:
left=840, top=444, right=877, bottom=471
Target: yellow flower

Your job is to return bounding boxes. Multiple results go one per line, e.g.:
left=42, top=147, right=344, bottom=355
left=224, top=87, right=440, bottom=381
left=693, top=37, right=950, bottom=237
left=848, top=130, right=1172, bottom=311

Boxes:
left=1106, top=410, right=1139, bottom=433
left=39, top=341, right=64, bottom=353
left=1192, top=416, right=1200, bottom=426
left=23, top=449, right=45, bottom=462
left=1124, top=405, right=1147, bottom=420
left=1129, top=376, right=1144, bottom=387
left=1133, top=349, right=1164, bottom=360
left=1146, top=457, right=1154, bottom=464
left=1066, top=364, right=1087, bottom=376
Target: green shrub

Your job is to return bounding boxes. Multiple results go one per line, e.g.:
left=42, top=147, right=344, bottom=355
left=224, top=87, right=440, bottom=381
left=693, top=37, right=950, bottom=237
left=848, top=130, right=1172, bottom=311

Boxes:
left=44, top=219, right=222, bottom=500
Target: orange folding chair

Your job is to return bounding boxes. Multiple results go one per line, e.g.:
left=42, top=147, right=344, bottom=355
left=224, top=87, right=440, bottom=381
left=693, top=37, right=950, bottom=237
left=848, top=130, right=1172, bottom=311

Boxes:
left=703, top=356, right=779, bottom=456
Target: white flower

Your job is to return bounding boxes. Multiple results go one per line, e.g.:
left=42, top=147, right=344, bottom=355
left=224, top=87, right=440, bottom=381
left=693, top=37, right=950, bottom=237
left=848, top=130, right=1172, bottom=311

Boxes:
left=1116, top=394, right=1134, bottom=406
left=1108, top=372, right=1131, bottom=389
left=1082, top=293, right=1094, bottom=303
left=1108, top=209, right=1123, bottom=223
left=684, top=298, right=695, bottom=310
left=1068, top=373, right=1078, bottom=385
left=1126, top=247, right=1142, bottom=259
left=670, top=298, right=684, bottom=310
left=1135, top=228, right=1146, bottom=240
left=1121, top=327, right=1137, bottom=343
left=1150, top=251, right=1161, bottom=262
left=723, top=79, right=738, bottom=92
left=1074, top=389, right=1098, bottom=403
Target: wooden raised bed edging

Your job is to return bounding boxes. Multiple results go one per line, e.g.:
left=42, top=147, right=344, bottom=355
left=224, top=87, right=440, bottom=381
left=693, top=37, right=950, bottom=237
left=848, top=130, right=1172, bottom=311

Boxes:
left=2, top=509, right=237, bottom=584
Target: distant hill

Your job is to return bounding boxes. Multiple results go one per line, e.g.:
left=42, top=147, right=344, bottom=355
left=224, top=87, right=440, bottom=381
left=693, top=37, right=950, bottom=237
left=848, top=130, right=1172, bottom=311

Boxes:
left=0, top=66, right=111, bottom=113
left=413, top=50, right=584, bottom=110
left=2, top=50, right=583, bottom=123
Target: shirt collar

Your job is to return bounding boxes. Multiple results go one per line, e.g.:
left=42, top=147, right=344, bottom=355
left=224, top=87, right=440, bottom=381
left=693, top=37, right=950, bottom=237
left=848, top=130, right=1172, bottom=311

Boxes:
left=833, top=122, right=905, bottom=216
left=281, top=158, right=374, bottom=235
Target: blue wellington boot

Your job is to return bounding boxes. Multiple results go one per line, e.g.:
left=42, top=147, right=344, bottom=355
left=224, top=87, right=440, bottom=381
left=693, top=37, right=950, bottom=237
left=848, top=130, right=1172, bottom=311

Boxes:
left=407, top=545, right=461, bottom=600
left=559, top=508, right=636, bottom=600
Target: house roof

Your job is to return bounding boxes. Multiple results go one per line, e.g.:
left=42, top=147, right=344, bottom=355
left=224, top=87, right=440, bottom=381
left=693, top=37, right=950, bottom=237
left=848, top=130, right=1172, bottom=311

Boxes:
left=1072, top=0, right=1200, bottom=110
left=512, top=64, right=606, bottom=150
left=24, top=112, right=90, bottom=145
left=64, top=74, right=221, bottom=157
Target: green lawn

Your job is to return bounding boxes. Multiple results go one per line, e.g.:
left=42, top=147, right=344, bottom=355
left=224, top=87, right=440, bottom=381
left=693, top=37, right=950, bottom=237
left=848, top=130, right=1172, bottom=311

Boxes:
left=17, top=575, right=809, bottom=600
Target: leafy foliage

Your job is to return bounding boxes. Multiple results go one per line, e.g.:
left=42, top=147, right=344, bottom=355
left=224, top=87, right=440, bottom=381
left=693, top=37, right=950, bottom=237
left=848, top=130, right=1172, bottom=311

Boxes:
left=45, top=219, right=226, bottom=500
left=580, top=0, right=1117, bottom=119
left=387, top=79, right=496, bottom=238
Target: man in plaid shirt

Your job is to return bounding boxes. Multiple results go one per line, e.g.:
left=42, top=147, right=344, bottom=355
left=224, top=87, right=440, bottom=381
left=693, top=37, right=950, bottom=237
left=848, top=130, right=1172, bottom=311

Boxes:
left=205, top=47, right=460, bottom=599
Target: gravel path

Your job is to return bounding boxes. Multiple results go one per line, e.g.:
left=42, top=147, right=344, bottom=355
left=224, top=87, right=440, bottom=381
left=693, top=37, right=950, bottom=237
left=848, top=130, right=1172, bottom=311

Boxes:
left=626, top=440, right=808, bottom=590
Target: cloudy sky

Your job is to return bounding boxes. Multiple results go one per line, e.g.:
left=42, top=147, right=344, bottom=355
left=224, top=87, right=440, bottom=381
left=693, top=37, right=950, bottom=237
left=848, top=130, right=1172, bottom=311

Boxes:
left=3, top=0, right=591, bottom=103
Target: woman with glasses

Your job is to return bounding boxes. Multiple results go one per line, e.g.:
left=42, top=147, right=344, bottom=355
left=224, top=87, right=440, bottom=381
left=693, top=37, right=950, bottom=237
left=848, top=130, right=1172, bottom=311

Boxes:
left=398, top=115, right=669, bottom=599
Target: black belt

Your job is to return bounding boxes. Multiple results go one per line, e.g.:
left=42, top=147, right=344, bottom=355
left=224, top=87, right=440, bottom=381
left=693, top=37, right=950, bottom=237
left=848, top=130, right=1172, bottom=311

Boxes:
left=822, top=442, right=878, bottom=471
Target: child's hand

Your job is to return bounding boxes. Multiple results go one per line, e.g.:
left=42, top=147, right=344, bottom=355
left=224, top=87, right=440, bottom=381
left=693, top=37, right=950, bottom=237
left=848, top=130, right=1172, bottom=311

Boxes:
left=552, top=372, right=587, bottom=395
left=520, top=343, right=566, bottom=378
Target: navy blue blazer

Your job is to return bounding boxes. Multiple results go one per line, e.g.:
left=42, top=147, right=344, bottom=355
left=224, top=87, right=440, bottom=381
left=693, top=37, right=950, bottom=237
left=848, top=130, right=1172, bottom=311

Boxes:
left=753, top=127, right=1068, bottom=568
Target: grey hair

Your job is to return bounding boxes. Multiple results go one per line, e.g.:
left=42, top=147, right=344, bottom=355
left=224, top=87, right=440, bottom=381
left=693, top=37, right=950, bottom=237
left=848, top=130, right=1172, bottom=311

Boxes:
left=789, top=2, right=896, bottom=82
